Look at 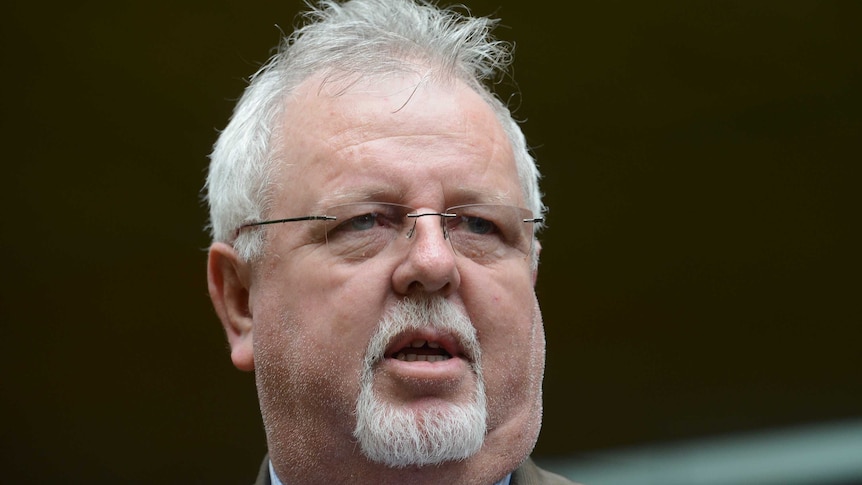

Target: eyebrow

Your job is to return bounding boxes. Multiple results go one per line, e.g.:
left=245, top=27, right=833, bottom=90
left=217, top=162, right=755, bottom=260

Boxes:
left=448, top=188, right=512, bottom=206
left=317, top=186, right=516, bottom=209
left=318, top=186, right=407, bottom=208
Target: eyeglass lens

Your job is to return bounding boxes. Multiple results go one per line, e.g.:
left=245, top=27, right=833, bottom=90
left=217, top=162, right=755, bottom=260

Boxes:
left=320, top=202, right=536, bottom=261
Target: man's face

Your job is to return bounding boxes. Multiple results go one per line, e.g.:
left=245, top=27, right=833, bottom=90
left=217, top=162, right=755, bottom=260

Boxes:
left=226, top=73, right=545, bottom=480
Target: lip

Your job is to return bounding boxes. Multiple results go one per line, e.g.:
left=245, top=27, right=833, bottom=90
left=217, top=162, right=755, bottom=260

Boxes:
left=385, top=329, right=469, bottom=362
left=379, top=329, right=473, bottom=381
left=381, top=354, right=469, bottom=381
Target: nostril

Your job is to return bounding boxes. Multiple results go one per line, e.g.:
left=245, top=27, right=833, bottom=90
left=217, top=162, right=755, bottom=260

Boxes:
left=407, top=280, right=449, bottom=294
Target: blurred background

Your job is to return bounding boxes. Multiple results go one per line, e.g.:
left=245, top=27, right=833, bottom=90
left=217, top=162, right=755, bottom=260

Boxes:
left=3, top=0, right=860, bottom=483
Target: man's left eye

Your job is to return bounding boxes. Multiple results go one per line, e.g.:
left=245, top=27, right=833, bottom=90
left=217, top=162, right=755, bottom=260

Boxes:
left=462, top=216, right=495, bottom=235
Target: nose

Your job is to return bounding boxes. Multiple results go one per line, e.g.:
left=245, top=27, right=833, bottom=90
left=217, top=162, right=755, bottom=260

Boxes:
left=391, top=211, right=461, bottom=296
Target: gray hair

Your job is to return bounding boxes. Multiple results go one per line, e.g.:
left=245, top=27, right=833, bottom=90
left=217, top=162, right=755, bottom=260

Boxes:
left=205, top=0, right=545, bottom=262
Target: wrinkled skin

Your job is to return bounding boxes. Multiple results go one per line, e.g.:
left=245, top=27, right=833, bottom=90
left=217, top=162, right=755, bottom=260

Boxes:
left=208, top=72, right=545, bottom=485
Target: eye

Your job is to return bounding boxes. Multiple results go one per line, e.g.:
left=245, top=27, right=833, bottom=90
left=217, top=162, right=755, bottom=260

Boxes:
left=462, top=216, right=496, bottom=235
left=347, top=213, right=378, bottom=231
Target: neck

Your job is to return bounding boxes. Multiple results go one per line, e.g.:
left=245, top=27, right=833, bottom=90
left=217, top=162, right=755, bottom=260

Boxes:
left=269, top=428, right=530, bottom=485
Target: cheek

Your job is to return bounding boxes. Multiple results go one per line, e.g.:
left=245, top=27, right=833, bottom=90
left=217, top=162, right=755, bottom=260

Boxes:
left=254, top=319, right=360, bottom=445
left=305, top=263, right=394, bottom=345
left=270, top=261, right=389, bottom=342
left=251, top=286, right=382, bottom=442
left=468, top=269, right=545, bottom=426
left=253, top=260, right=393, bottom=394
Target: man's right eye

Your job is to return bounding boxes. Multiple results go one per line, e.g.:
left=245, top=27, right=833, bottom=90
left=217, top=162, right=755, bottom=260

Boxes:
left=344, top=213, right=378, bottom=231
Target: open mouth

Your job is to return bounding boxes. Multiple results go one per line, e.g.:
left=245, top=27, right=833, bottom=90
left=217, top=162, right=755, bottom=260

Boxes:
left=385, top=333, right=466, bottom=364
left=391, top=339, right=453, bottom=362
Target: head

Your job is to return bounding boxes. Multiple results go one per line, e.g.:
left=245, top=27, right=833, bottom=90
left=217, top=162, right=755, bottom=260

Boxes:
left=206, top=0, right=547, bottom=483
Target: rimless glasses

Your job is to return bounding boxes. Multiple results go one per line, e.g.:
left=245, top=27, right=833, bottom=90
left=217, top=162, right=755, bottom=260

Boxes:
left=235, top=202, right=544, bottom=262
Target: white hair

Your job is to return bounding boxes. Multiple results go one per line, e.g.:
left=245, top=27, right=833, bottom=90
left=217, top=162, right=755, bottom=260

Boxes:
left=205, top=0, right=546, bottom=262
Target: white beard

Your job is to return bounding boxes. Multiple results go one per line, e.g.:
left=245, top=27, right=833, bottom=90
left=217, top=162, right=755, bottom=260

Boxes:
left=353, top=296, right=488, bottom=467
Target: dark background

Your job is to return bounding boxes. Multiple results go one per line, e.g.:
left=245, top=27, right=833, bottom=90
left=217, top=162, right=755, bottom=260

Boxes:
left=3, top=0, right=860, bottom=483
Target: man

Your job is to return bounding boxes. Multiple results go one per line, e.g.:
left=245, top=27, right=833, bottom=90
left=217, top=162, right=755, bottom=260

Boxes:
left=205, top=0, right=575, bottom=483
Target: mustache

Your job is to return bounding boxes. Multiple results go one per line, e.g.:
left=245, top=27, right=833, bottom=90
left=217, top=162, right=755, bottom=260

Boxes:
left=363, top=296, right=481, bottom=368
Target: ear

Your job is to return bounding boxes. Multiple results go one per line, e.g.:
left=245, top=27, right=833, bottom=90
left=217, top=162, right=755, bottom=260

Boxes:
left=531, top=241, right=542, bottom=287
left=207, top=242, right=255, bottom=371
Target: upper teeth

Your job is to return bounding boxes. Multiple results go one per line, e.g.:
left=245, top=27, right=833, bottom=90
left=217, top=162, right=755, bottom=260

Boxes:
left=395, top=353, right=450, bottom=362
left=396, top=339, right=449, bottom=362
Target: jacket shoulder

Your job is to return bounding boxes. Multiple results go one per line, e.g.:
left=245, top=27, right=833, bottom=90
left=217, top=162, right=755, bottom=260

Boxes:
left=511, top=458, right=581, bottom=485
left=253, top=455, right=270, bottom=485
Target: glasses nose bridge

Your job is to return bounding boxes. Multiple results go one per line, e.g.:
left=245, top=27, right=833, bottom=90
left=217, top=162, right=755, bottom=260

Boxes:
left=405, top=211, right=457, bottom=241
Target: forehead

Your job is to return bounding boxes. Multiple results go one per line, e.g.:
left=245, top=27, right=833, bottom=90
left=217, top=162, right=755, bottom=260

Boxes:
left=272, top=72, right=522, bottom=209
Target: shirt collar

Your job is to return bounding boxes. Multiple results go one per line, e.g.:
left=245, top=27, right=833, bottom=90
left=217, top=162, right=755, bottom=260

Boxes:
left=269, top=460, right=512, bottom=485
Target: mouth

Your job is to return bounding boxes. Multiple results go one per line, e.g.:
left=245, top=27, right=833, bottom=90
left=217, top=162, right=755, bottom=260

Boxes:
left=385, top=332, right=467, bottom=364
left=375, top=328, right=478, bottom=397
left=392, top=339, right=452, bottom=362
